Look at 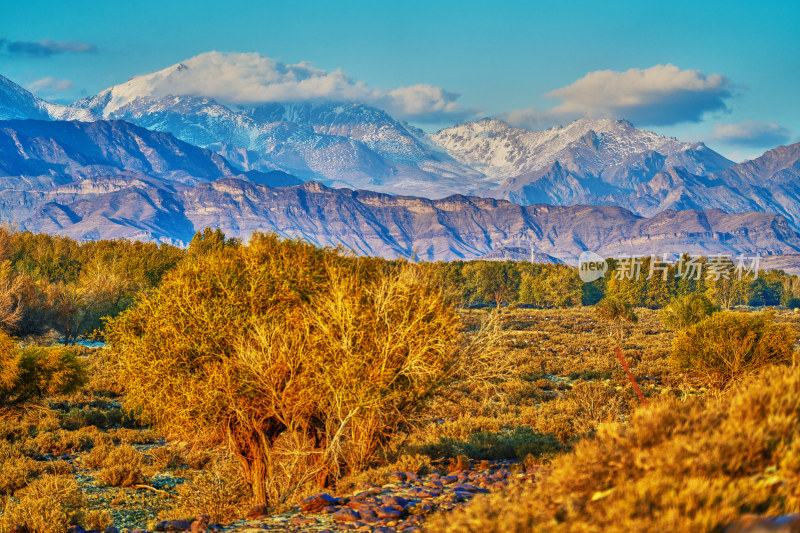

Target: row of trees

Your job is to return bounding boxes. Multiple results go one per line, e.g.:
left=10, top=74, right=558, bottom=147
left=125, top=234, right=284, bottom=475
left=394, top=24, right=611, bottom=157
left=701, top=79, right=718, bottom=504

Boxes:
left=0, top=227, right=190, bottom=341
left=429, top=255, right=800, bottom=310
left=2, top=225, right=799, bottom=341
left=432, top=261, right=584, bottom=309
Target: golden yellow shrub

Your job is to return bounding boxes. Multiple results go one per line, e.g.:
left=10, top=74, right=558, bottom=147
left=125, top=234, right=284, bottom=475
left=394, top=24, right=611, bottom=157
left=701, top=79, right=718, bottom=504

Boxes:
left=107, top=233, right=484, bottom=506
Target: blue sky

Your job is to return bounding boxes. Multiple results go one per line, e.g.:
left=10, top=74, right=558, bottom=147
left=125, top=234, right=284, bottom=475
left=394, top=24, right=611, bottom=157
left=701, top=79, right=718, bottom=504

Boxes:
left=1, top=0, right=798, bottom=160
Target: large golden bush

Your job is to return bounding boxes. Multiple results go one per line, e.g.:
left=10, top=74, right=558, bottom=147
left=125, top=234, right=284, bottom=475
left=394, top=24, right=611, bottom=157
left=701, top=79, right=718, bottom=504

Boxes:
left=106, top=233, right=476, bottom=506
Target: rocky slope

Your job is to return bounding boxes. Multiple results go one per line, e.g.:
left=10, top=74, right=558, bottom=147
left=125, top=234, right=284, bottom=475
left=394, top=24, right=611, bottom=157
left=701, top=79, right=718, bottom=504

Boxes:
left=3, top=67, right=800, bottom=261
left=14, top=178, right=800, bottom=261
left=0, top=75, right=96, bottom=122
left=0, top=119, right=241, bottom=185
left=1, top=63, right=737, bottom=201
left=65, top=61, right=484, bottom=197
left=0, top=119, right=300, bottom=236
left=432, top=117, right=732, bottom=185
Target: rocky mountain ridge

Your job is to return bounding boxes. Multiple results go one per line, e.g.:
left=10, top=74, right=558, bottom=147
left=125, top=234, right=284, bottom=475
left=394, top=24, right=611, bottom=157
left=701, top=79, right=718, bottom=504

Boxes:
left=14, top=177, right=800, bottom=262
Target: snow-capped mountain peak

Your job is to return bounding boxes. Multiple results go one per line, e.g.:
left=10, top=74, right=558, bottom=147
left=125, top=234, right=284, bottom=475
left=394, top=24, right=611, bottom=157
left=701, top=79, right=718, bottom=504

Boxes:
left=77, top=61, right=194, bottom=117
left=429, top=116, right=697, bottom=183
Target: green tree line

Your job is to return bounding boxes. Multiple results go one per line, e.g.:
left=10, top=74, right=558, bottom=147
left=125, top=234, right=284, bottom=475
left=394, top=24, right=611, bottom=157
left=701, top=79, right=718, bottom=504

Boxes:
left=429, top=255, right=800, bottom=310
left=1, top=225, right=799, bottom=343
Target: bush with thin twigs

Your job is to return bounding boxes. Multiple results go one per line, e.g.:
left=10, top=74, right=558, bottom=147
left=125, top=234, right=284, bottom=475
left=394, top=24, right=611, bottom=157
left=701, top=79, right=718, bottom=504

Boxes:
left=164, top=458, right=251, bottom=523
left=27, top=429, right=94, bottom=457
left=84, top=443, right=148, bottom=487
left=0, top=475, right=84, bottom=533
left=83, top=510, right=113, bottom=531
left=0, top=333, right=86, bottom=410
left=671, top=310, right=795, bottom=388
left=0, top=441, right=43, bottom=495
left=594, top=298, right=638, bottom=340
left=106, top=233, right=498, bottom=507
left=659, top=293, right=718, bottom=330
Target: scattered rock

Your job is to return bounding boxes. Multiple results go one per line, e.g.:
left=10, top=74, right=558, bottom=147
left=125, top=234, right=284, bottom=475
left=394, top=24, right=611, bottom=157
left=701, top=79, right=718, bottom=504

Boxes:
left=726, top=513, right=800, bottom=533
left=301, top=493, right=337, bottom=512
left=452, top=483, right=488, bottom=494
left=154, top=520, right=192, bottom=532
left=382, top=495, right=409, bottom=508
left=290, top=516, right=319, bottom=525
left=190, top=520, right=212, bottom=533
left=216, top=459, right=527, bottom=532
left=333, top=507, right=362, bottom=522
left=376, top=506, right=403, bottom=519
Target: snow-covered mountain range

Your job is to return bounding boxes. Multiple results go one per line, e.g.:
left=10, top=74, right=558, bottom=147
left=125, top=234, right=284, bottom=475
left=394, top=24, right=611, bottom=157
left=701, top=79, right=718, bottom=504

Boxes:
left=0, top=67, right=737, bottom=200
left=2, top=55, right=800, bottom=254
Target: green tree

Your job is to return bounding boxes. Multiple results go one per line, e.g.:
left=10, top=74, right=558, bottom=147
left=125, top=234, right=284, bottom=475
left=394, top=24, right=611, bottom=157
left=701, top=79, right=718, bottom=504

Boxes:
left=519, top=265, right=582, bottom=307
left=188, top=227, right=242, bottom=256
left=0, top=331, right=86, bottom=408
left=462, top=261, right=521, bottom=307
left=659, top=293, right=718, bottom=330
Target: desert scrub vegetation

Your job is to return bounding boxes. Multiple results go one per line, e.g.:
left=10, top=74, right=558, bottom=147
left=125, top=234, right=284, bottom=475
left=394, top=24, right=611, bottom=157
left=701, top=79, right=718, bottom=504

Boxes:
left=162, top=457, right=251, bottom=523
left=106, top=233, right=498, bottom=507
left=659, top=292, right=718, bottom=330
left=396, top=307, right=666, bottom=466
left=0, top=474, right=84, bottom=533
left=0, top=332, right=86, bottom=408
left=671, top=310, right=795, bottom=388
left=593, top=297, right=638, bottom=340
left=4, top=228, right=800, bottom=529
left=426, top=363, right=800, bottom=533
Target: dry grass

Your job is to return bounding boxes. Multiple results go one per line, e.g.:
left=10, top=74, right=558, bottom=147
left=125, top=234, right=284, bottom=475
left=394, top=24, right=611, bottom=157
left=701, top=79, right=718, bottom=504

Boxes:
left=162, top=457, right=251, bottom=523
left=671, top=310, right=796, bottom=388
left=401, top=307, right=670, bottom=457
left=426, top=364, right=800, bottom=533
left=0, top=475, right=84, bottom=533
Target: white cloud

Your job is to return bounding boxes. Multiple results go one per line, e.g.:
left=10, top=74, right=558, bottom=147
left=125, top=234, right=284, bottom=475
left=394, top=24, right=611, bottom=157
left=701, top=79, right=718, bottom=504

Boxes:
left=500, top=64, right=734, bottom=129
left=379, top=84, right=471, bottom=122
left=546, top=64, right=732, bottom=125
left=711, top=121, right=791, bottom=147
left=27, top=77, right=75, bottom=95
left=109, top=52, right=473, bottom=123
